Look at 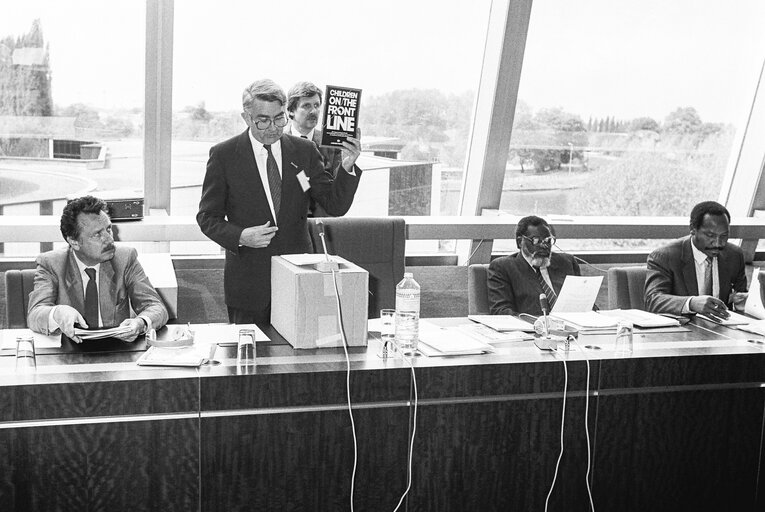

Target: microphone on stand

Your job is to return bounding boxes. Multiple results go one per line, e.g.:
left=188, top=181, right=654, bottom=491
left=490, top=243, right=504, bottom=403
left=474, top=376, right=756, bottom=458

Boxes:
left=313, top=220, right=339, bottom=273
left=539, top=293, right=550, bottom=338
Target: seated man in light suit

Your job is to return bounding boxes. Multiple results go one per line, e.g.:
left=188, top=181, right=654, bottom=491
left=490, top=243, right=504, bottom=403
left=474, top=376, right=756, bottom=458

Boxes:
left=27, top=195, right=168, bottom=343
left=488, top=215, right=580, bottom=316
left=644, top=200, right=747, bottom=320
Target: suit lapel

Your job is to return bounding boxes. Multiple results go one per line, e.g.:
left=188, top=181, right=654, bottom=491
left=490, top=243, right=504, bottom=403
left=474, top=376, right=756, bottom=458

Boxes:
left=680, top=237, right=699, bottom=295
left=717, top=247, right=733, bottom=299
left=278, top=135, right=303, bottom=224
left=65, top=250, right=85, bottom=313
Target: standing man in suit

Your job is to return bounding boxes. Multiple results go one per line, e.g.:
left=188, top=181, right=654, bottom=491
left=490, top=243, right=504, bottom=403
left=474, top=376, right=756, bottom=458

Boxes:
left=284, top=81, right=345, bottom=217
left=197, top=78, right=362, bottom=325
left=488, top=215, right=580, bottom=316
left=27, top=195, right=168, bottom=343
left=644, top=200, right=747, bottom=320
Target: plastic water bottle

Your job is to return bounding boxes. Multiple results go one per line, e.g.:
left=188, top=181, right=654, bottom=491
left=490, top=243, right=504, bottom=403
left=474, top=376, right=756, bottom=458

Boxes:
left=395, top=272, right=420, bottom=355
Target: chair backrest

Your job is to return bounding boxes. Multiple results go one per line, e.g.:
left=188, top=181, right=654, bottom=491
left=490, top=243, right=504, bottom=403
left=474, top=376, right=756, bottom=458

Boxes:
left=468, top=264, right=490, bottom=315
left=308, top=217, right=406, bottom=318
left=5, top=269, right=36, bottom=328
left=607, top=265, right=648, bottom=310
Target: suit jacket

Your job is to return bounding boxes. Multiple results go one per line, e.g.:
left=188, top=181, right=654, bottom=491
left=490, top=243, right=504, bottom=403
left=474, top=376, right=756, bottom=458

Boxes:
left=488, top=252, right=580, bottom=316
left=196, top=130, right=361, bottom=313
left=284, top=125, right=344, bottom=217
left=27, top=247, right=169, bottom=334
left=644, top=236, right=747, bottom=314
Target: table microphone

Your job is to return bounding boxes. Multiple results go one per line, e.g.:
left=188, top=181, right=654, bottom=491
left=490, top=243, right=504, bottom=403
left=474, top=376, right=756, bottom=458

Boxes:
left=534, top=293, right=560, bottom=351
left=313, top=220, right=339, bottom=273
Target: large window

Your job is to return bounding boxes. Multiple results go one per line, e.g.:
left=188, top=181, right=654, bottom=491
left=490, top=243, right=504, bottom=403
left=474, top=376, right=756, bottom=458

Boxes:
left=0, top=1, right=145, bottom=256
left=171, top=0, right=491, bottom=221
left=492, top=0, right=765, bottom=252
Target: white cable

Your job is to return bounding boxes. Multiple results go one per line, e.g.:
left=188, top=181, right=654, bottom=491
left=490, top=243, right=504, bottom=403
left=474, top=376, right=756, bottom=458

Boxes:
left=553, top=243, right=610, bottom=274
left=392, top=358, right=418, bottom=512
left=330, top=268, right=358, bottom=512
left=544, top=357, right=568, bottom=512
left=464, top=238, right=486, bottom=266
left=572, top=338, right=596, bottom=512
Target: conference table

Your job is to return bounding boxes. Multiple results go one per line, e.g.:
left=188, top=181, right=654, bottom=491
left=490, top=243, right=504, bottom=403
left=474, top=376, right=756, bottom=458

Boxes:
left=0, top=317, right=763, bottom=512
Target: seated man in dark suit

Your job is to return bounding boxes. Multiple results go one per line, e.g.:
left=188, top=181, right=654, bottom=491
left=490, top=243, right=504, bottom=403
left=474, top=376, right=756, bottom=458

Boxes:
left=27, top=196, right=169, bottom=343
left=488, top=215, right=580, bottom=316
left=644, top=200, right=748, bottom=320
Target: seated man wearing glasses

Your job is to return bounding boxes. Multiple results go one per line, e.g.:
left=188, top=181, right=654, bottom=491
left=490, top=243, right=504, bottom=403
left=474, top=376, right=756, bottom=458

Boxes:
left=197, top=78, right=362, bottom=325
left=488, top=215, right=580, bottom=316
left=27, top=196, right=168, bottom=343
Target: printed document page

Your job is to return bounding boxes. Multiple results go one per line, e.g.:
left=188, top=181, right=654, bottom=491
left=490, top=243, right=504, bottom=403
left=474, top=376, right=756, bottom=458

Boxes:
left=551, top=275, right=603, bottom=313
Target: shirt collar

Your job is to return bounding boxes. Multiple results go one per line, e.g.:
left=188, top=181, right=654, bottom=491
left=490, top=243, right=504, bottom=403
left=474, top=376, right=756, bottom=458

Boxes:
left=690, top=238, right=714, bottom=264
left=286, top=121, right=313, bottom=140
left=248, top=129, right=281, bottom=153
left=72, top=251, right=101, bottom=274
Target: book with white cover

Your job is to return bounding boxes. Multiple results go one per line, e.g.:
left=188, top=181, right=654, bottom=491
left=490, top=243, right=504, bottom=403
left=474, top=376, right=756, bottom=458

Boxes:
left=598, top=309, right=680, bottom=328
left=467, top=314, right=536, bottom=332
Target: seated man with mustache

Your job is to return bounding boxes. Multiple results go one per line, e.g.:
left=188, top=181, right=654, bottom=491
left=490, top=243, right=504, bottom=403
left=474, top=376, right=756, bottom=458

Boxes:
left=283, top=81, right=344, bottom=217
left=27, top=195, right=168, bottom=343
left=488, top=215, right=581, bottom=316
left=645, top=200, right=748, bottom=320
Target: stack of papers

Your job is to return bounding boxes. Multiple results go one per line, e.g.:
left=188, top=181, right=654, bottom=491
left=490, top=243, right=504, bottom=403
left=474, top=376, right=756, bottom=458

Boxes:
left=137, top=344, right=215, bottom=367
left=418, top=322, right=494, bottom=356
left=74, top=325, right=134, bottom=340
left=598, top=309, right=680, bottom=328
left=550, top=311, right=619, bottom=332
left=699, top=310, right=751, bottom=326
left=457, top=323, right=533, bottom=343
left=467, top=314, right=535, bottom=332
left=737, top=319, right=765, bottom=336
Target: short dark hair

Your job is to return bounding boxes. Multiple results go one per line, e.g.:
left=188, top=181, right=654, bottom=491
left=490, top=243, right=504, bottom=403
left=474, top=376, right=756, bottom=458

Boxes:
left=515, top=215, right=555, bottom=248
left=689, top=201, right=730, bottom=230
left=286, top=81, right=323, bottom=119
left=242, top=79, right=286, bottom=111
left=61, top=195, right=108, bottom=241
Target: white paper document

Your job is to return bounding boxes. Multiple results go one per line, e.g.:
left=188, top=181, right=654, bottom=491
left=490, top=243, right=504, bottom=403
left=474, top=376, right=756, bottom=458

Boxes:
left=417, top=322, right=494, bottom=356
left=737, top=319, right=765, bottom=336
left=550, top=311, right=619, bottom=331
left=456, top=323, right=533, bottom=343
left=598, top=309, right=680, bottom=328
left=551, top=275, right=603, bottom=313
left=467, top=314, right=536, bottom=332
left=699, top=310, right=752, bottom=326
left=74, top=325, right=134, bottom=340
left=137, top=344, right=215, bottom=367
left=744, top=268, right=765, bottom=320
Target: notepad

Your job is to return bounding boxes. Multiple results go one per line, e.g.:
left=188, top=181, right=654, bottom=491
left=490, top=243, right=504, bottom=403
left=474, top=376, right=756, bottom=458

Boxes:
left=598, top=309, right=680, bottom=328
left=136, top=344, right=215, bottom=367
left=417, top=323, right=494, bottom=356
left=699, top=310, right=752, bottom=326
left=467, top=314, right=536, bottom=332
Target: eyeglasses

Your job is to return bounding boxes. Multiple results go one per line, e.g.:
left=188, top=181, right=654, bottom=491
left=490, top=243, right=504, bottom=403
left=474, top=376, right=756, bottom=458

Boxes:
left=247, top=112, right=288, bottom=130
left=520, top=234, right=556, bottom=246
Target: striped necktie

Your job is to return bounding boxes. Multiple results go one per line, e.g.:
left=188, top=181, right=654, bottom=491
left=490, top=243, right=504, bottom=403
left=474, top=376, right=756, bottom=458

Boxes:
left=535, top=267, right=557, bottom=309
left=263, top=144, right=281, bottom=217
left=703, top=256, right=713, bottom=296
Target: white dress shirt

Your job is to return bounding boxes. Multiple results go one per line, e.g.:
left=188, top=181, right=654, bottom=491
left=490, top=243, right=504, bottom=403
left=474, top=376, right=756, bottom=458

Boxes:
left=247, top=129, right=283, bottom=224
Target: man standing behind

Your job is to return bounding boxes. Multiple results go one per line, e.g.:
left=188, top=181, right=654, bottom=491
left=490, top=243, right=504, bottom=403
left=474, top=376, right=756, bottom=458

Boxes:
left=197, top=78, right=362, bottom=325
left=645, top=200, right=748, bottom=320
left=488, top=215, right=580, bottom=316
left=284, top=81, right=345, bottom=217
left=27, top=196, right=168, bottom=342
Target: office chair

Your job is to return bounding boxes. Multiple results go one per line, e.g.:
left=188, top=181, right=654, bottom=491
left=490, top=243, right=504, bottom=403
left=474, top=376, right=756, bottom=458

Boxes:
left=468, top=264, right=491, bottom=315
left=4, top=269, right=37, bottom=328
left=607, top=265, right=648, bottom=310
left=308, top=217, right=406, bottom=318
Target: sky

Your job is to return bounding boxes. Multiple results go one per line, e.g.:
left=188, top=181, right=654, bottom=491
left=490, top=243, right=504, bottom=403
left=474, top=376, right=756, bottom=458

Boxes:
left=1, top=0, right=764, bottom=125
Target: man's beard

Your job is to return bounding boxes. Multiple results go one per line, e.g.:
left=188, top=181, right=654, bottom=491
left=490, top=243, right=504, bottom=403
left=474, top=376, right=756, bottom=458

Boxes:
left=531, top=255, right=551, bottom=268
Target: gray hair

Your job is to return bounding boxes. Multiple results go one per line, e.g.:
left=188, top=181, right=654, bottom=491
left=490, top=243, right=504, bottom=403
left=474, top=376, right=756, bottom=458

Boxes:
left=242, top=79, right=286, bottom=111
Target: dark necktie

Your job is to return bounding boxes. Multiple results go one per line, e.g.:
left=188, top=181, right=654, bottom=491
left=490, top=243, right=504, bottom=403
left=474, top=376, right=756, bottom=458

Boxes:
left=535, top=267, right=557, bottom=309
left=84, top=267, right=98, bottom=328
left=704, top=257, right=713, bottom=296
left=263, top=144, right=281, bottom=217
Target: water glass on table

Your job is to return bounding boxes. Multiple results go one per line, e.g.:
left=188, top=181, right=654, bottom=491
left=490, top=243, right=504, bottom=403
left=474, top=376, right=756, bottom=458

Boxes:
left=15, top=335, right=36, bottom=372
left=614, top=320, right=634, bottom=357
left=379, top=309, right=396, bottom=358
